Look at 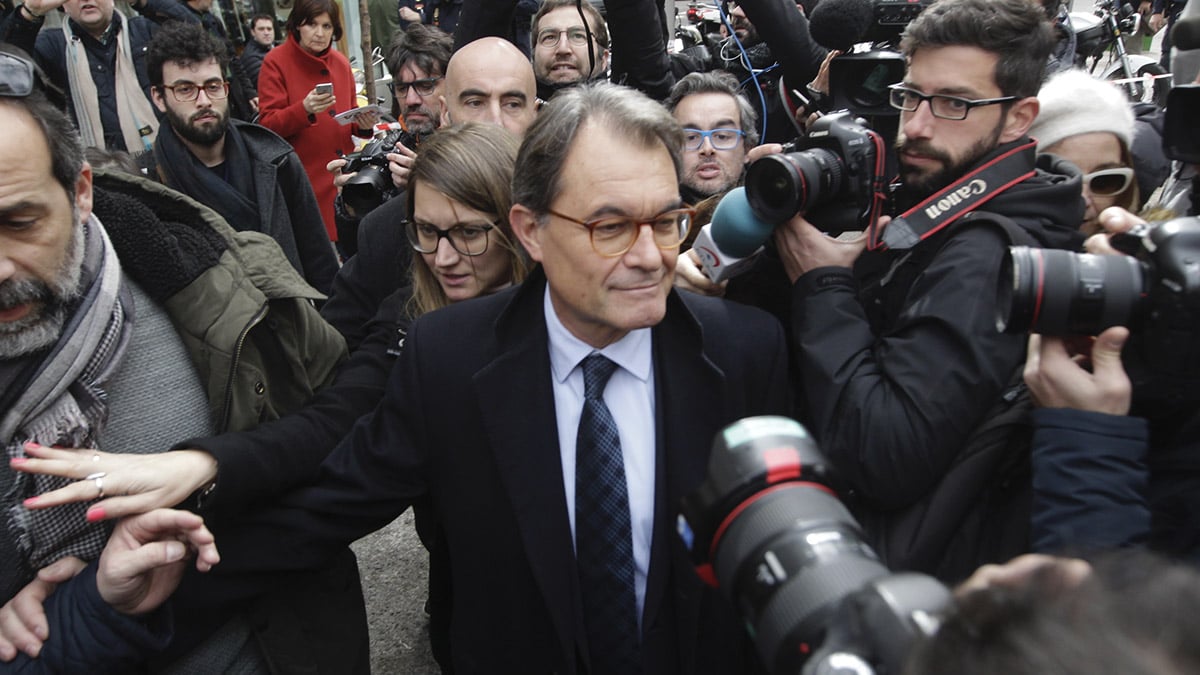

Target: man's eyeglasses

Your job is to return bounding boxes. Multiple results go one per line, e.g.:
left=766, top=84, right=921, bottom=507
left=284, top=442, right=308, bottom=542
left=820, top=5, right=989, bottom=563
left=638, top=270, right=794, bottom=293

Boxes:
left=887, top=84, right=1017, bottom=121
left=1082, top=167, right=1134, bottom=196
left=160, top=80, right=229, bottom=102
left=406, top=219, right=497, bottom=256
left=683, top=128, right=745, bottom=151
left=0, top=51, right=35, bottom=97
left=544, top=207, right=694, bottom=257
left=393, top=77, right=441, bottom=98
left=537, top=27, right=592, bottom=49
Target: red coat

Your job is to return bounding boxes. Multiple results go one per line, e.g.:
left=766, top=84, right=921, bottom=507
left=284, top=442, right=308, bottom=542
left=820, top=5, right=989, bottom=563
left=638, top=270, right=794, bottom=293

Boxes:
left=258, top=36, right=356, bottom=241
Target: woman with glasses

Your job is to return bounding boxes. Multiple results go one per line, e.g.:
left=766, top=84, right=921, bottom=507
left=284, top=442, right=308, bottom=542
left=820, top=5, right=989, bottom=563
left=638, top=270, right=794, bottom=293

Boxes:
left=7, top=123, right=526, bottom=672
left=257, top=0, right=378, bottom=250
left=1028, top=69, right=1141, bottom=235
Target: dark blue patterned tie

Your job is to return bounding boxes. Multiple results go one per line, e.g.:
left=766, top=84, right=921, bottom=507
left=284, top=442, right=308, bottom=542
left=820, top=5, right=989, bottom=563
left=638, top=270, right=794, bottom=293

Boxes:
left=575, top=354, right=641, bottom=675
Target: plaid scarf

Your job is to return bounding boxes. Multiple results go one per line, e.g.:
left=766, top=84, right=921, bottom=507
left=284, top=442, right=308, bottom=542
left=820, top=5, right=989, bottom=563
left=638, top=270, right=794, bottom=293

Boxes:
left=0, top=216, right=133, bottom=600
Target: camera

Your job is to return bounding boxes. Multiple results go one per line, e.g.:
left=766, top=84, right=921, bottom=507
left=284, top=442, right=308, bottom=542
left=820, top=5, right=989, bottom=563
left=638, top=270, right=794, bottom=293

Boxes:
left=678, top=416, right=950, bottom=675
left=743, top=112, right=887, bottom=235
left=997, top=217, right=1200, bottom=375
left=341, top=127, right=418, bottom=214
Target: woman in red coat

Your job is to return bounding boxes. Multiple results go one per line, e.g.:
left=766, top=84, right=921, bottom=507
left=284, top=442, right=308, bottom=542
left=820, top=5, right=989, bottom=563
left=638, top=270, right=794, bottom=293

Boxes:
left=258, top=0, right=375, bottom=245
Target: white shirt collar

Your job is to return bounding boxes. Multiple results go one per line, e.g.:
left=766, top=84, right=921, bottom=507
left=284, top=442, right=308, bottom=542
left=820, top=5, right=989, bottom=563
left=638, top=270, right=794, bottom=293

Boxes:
left=544, top=286, right=652, bottom=385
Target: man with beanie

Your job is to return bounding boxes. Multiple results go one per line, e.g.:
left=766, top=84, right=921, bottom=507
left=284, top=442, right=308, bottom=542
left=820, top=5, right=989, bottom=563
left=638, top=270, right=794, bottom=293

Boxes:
left=1029, top=69, right=1140, bottom=234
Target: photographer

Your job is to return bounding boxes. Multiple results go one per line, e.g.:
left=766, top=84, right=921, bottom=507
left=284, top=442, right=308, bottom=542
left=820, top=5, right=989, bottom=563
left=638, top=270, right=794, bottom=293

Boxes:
left=1022, top=206, right=1200, bottom=562
left=771, top=0, right=1084, bottom=580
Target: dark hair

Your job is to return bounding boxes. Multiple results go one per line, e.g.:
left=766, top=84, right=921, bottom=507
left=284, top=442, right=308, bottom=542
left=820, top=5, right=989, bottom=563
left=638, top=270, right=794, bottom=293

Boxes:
left=285, top=0, right=343, bottom=44
left=900, top=0, right=1054, bottom=98
left=906, top=551, right=1200, bottom=675
left=665, top=70, right=760, bottom=148
left=249, top=13, right=275, bottom=30
left=532, top=0, right=609, bottom=49
left=386, top=22, right=453, bottom=80
left=146, top=21, right=229, bottom=87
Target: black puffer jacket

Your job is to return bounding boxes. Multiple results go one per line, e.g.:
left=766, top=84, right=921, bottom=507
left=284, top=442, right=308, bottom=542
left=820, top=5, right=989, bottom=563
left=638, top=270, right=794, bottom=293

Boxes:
left=789, top=148, right=1085, bottom=579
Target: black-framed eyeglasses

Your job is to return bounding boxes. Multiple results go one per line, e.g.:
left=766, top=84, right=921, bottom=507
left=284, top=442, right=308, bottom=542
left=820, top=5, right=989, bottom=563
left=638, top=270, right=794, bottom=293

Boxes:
left=393, top=76, right=441, bottom=98
left=1082, top=167, right=1134, bottom=196
left=683, top=128, right=745, bottom=151
left=544, top=207, right=694, bottom=257
left=160, top=80, right=229, bottom=102
left=0, top=51, right=36, bottom=98
left=406, top=219, right=498, bottom=256
left=887, top=83, right=1017, bottom=121
left=536, top=27, right=592, bottom=48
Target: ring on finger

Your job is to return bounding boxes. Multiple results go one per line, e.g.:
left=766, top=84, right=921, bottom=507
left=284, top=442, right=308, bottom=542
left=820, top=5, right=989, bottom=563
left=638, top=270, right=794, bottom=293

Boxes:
left=85, top=471, right=107, bottom=499
left=92, top=453, right=101, bottom=463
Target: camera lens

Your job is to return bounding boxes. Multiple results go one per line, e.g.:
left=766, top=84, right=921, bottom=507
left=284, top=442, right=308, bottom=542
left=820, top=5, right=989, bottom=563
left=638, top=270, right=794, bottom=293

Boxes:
left=715, top=484, right=888, bottom=674
left=998, top=246, right=1148, bottom=335
left=745, top=148, right=844, bottom=223
left=342, top=165, right=392, bottom=214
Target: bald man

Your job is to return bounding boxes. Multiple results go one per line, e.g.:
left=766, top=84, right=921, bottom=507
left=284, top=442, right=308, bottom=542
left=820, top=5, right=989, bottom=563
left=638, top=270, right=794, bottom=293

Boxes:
left=440, top=37, right=539, bottom=135
left=321, top=37, right=539, bottom=348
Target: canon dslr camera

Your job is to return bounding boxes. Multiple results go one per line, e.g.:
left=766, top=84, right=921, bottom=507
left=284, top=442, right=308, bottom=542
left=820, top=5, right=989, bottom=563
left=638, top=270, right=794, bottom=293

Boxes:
left=678, top=416, right=950, bottom=675
left=744, top=112, right=887, bottom=236
left=998, top=217, right=1200, bottom=376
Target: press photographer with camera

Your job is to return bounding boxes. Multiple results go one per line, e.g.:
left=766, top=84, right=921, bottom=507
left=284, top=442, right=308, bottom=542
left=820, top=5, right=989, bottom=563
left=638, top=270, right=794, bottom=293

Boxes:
left=1010, top=204, right=1200, bottom=562
left=739, top=0, right=1086, bottom=581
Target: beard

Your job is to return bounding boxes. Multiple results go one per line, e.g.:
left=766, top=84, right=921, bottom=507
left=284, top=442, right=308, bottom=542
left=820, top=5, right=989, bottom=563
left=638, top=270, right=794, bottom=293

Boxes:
left=0, top=216, right=86, bottom=359
left=895, top=116, right=1006, bottom=199
left=166, top=105, right=229, bottom=146
left=403, top=104, right=438, bottom=136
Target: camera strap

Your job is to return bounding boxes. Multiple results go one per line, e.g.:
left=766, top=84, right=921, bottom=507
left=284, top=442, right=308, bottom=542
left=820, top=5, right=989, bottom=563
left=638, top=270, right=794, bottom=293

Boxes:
left=873, top=139, right=1038, bottom=250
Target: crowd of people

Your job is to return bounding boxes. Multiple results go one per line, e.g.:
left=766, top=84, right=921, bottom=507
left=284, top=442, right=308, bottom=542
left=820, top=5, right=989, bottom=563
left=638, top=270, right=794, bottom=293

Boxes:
left=0, top=0, right=1199, bottom=672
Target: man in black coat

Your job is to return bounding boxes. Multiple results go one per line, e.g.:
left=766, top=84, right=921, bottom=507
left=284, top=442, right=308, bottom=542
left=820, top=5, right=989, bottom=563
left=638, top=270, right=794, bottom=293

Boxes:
left=144, top=22, right=337, bottom=294
left=239, top=13, right=274, bottom=86
left=179, top=81, right=791, bottom=674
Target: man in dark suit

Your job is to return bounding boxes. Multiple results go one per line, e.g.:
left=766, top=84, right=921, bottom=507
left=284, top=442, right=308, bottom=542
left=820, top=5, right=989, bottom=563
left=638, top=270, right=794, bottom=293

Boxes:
left=179, top=81, right=790, bottom=674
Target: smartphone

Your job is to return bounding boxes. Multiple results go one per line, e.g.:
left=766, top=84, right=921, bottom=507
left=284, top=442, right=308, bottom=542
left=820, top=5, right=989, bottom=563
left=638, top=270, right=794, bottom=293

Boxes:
left=315, top=82, right=333, bottom=96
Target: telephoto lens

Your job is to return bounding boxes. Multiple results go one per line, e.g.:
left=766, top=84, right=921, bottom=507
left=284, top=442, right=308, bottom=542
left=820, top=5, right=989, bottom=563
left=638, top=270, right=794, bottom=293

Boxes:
left=997, top=246, right=1147, bottom=335
left=744, top=148, right=845, bottom=224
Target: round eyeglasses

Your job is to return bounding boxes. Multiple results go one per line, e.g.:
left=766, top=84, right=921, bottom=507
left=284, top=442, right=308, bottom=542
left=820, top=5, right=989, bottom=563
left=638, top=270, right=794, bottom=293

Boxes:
left=160, top=80, right=229, bottom=102
left=406, top=219, right=498, bottom=256
left=683, top=128, right=745, bottom=151
left=887, top=83, right=1016, bottom=121
left=1082, top=167, right=1134, bottom=197
left=544, top=207, right=694, bottom=257
left=537, top=27, right=592, bottom=49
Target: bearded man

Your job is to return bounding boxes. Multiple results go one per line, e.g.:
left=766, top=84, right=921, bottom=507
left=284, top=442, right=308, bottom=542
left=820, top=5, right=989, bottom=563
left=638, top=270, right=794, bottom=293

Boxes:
left=145, top=21, right=337, bottom=294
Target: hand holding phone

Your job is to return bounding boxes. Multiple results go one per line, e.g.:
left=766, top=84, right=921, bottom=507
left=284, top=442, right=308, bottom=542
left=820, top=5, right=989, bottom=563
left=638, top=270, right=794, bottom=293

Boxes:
left=315, top=82, right=333, bottom=96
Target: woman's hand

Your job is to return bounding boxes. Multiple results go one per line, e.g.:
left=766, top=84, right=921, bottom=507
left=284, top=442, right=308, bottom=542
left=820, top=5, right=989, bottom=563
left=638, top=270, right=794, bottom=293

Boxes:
left=13, top=444, right=218, bottom=522
left=303, top=87, right=336, bottom=115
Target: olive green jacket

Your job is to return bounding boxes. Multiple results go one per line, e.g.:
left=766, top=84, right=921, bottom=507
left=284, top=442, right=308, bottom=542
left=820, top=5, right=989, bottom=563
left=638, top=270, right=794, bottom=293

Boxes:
left=92, top=169, right=347, bottom=433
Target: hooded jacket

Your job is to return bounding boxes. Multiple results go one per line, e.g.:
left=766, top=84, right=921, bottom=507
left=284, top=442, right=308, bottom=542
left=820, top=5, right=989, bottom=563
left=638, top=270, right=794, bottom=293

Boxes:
left=788, top=146, right=1086, bottom=575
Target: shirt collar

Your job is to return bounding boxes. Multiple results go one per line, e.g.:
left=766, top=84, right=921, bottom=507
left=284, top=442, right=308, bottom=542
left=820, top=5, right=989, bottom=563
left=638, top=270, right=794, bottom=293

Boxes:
left=544, top=286, right=652, bottom=385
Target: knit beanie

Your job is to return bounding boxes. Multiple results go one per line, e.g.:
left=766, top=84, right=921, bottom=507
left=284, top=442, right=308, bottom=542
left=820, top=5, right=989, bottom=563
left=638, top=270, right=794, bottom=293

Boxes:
left=1029, top=69, right=1135, bottom=151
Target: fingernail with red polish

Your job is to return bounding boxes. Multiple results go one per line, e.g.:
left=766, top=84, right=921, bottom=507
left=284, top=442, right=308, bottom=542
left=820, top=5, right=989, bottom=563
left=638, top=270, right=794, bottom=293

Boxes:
left=86, top=506, right=106, bottom=522
left=22, top=441, right=39, bottom=451
left=23, top=497, right=38, bottom=507
left=10, top=457, right=26, bottom=466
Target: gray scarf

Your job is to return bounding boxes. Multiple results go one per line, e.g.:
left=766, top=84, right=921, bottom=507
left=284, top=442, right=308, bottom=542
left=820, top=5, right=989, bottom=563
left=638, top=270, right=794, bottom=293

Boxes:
left=0, top=216, right=132, bottom=599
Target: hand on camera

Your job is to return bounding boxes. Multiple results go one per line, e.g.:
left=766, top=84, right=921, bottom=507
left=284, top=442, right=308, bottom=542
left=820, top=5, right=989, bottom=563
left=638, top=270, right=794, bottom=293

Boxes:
left=1086, top=207, right=1148, bottom=256
left=387, top=142, right=417, bottom=191
left=1024, top=326, right=1132, bottom=415
left=773, top=214, right=876, bottom=283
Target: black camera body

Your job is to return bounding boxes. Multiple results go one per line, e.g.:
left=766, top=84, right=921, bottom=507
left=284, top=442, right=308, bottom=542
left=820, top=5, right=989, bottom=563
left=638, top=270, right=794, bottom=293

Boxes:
left=998, top=217, right=1200, bottom=377
left=744, top=112, right=887, bottom=235
left=862, top=0, right=935, bottom=44
left=678, top=416, right=950, bottom=675
left=341, top=127, right=419, bottom=214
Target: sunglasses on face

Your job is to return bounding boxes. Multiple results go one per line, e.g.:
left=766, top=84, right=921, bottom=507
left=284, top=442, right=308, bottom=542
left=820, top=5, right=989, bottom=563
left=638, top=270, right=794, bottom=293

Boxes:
left=1082, top=167, right=1134, bottom=197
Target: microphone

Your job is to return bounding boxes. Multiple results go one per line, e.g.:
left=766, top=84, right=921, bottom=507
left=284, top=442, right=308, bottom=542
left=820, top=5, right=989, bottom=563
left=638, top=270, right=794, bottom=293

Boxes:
left=808, top=0, right=874, bottom=51
left=691, top=187, right=776, bottom=283
left=1172, top=16, right=1200, bottom=52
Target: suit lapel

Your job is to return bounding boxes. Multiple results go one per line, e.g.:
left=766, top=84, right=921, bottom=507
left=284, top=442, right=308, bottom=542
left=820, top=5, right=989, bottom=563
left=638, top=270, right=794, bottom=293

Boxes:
left=644, top=293, right=725, bottom=669
left=475, top=274, right=583, bottom=667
